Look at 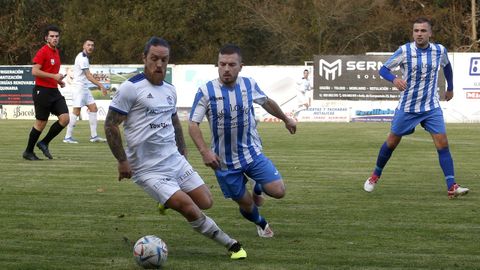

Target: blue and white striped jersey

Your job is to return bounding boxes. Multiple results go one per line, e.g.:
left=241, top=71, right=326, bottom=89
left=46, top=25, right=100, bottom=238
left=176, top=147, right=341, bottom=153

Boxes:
left=109, top=73, right=178, bottom=176
left=384, top=42, right=450, bottom=113
left=189, top=76, right=268, bottom=170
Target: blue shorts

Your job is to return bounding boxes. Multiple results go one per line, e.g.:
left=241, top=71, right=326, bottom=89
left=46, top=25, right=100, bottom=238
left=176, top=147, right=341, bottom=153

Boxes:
left=214, top=154, right=282, bottom=200
left=391, top=107, right=446, bottom=136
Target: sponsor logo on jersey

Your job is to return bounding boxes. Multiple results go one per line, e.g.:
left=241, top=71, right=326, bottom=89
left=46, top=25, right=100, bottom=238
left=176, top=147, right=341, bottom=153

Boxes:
left=149, top=122, right=169, bottom=129
left=145, top=107, right=174, bottom=116
left=167, top=95, right=174, bottom=105
left=210, top=96, right=224, bottom=102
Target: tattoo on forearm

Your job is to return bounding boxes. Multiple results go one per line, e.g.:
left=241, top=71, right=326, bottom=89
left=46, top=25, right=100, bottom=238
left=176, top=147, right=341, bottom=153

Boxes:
left=104, top=110, right=127, bottom=162
left=172, top=115, right=187, bottom=155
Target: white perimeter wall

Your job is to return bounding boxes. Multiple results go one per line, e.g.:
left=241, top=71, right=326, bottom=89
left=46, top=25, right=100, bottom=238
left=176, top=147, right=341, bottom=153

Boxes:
left=2, top=53, right=479, bottom=123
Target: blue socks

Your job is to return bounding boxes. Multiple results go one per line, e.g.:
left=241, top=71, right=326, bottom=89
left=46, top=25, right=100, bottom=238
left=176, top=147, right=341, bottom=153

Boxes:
left=240, top=206, right=267, bottom=229
left=437, top=147, right=455, bottom=189
left=372, top=142, right=456, bottom=190
left=253, top=182, right=263, bottom=195
left=373, top=142, right=394, bottom=177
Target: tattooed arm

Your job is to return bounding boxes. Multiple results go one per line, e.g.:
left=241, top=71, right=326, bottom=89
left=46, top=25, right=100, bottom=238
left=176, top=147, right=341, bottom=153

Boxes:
left=172, top=113, right=187, bottom=157
left=104, top=109, right=131, bottom=181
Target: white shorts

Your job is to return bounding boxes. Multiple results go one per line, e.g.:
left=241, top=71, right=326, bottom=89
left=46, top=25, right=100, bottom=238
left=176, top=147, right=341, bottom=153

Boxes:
left=133, top=152, right=205, bottom=204
left=297, top=92, right=308, bottom=105
left=71, top=85, right=95, bottom=108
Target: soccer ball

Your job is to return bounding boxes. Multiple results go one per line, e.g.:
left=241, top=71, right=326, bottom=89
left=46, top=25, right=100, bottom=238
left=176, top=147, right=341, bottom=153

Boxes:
left=133, top=235, right=168, bottom=269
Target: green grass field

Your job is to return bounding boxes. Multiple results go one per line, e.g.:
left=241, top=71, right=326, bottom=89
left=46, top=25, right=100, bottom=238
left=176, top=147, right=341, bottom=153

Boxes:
left=1, top=120, right=479, bottom=270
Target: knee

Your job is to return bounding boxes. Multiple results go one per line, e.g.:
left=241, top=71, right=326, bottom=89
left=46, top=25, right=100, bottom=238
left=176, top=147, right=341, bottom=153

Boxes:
left=436, top=139, right=449, bottom=149
left=34, top=120, right=47, bottom=131
left=59, top=114, right=69, bottom=126
left=197, top=197, right=213, bottom=210
left=269, top=188, right=286, bottom=199
left=264, top=181, right=286, bottom=199
left=89, top=104, right=98, bottom=112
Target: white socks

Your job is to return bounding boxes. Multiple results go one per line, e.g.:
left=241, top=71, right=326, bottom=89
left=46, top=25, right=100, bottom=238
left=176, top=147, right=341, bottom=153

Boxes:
left=88, top=112, right=98, bottom=138
left=65, top=111, right=99, bottom=139
left=65, top=113, right=78, bottom=138
left=189, top=214, right=236, bottom=248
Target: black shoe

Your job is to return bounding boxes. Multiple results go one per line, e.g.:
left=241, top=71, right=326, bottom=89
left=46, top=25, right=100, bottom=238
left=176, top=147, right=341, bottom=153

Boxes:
left=23, top=151, right=40, bottom=161
left=36, top=141, right=53, bottom=159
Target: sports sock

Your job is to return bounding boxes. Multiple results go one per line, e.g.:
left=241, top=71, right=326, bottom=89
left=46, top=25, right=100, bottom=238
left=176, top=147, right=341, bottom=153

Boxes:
left=65, top=113, right=78, bottom=138
left=373, top=141, right=394, bottom=178
left=253, top=182, right=263, bottom=195
left=437, top=147, right=455, bottom=190
left=189, top=214, right=235, bottom=248
left=88, top=112, right=98, bottom=138
left=239, top=206, right=267, bottom=229
left=26, top=127, right=41, bottom=152
left=40, top=121, right=65, bottom=144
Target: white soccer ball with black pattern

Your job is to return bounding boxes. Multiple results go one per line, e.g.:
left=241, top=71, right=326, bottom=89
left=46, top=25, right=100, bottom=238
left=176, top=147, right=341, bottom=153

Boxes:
left=133, top=235, right=168, bottom=269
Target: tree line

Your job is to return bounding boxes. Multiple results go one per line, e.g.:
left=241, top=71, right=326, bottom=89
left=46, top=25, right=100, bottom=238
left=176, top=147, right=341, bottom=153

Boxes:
left=0, top=0, right=477, bottom=65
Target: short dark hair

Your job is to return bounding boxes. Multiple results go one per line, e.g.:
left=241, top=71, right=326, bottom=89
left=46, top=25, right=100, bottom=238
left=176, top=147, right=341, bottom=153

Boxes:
left=413, top=17, right=432, bottom=28
left=143, top=37, right=170, bottom=56
left=219, top=44, right=242, bottom=59
left=44, top=25, right=61, bottom=37
left=84, top=38, right=95, bottom=44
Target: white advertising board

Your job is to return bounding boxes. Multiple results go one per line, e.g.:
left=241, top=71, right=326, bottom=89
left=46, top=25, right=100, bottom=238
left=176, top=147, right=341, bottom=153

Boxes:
left=2, top=53, right=479, bottom=122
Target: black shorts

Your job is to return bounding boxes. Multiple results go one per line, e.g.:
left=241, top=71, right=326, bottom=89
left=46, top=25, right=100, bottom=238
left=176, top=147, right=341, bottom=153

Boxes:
left=32, top=85, right=69, bottom=120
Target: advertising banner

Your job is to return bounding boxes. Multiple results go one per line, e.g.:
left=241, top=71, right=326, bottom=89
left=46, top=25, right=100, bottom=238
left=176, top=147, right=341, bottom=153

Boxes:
left=444, top=53, right=480, bottom=123
left=1, top=53, right=478, bottom=123
left=1, top=105, right=35, bottom=119
left=313, top=55, right=446, bottom=101
left=0, top=66, right=35, bottom=105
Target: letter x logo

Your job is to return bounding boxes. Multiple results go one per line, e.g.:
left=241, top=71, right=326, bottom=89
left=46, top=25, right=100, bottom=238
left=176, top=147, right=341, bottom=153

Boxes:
left=319, top=59, right=342, bottom=80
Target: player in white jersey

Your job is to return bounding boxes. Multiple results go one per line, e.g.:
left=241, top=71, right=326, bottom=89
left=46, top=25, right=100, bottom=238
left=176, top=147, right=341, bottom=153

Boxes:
left=363, top=17, right=469, bottom=198
left=104, top=37, right=246, bottom=260
left=189, top=44, right=297, bottom=238
left=63, top=39, right=107, bottom=144
left=293, top=69, right=312, bottom=118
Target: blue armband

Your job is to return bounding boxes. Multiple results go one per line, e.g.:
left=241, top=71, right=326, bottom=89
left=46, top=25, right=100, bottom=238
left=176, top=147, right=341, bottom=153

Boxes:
left=379, top=66, right=396, bottom=82
left=443, top=63, right=453, bottom=91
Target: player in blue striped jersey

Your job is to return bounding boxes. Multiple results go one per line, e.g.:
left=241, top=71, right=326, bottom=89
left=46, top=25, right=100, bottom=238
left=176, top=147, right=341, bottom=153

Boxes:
left=189, top=44, right=297, bottom=237
left=364, top=17, right=469, bottom=198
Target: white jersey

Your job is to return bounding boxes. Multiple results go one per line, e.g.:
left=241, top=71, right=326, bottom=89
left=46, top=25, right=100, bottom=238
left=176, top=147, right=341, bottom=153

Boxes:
left=190, top=76, right=267, bottom=170
left=297, top=77, right=311, bottom=94
left=296, top=77, right=311, bottom=105
left=109, top=73, right=178, bottom=176
left=72, top=52, right=90, bottom=89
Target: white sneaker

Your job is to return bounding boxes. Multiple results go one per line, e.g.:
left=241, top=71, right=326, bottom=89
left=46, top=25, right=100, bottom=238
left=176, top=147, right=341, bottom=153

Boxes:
left=256, top=223, right=274, bottom=238
left=63, top=137, right=79, bottom=144
left=363, top=177, right=376, bottom=192
left=90, top=136, right=107, bottom=143
left=448, top=184, right=469, bottom=199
